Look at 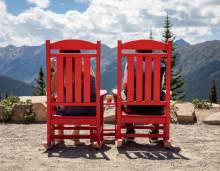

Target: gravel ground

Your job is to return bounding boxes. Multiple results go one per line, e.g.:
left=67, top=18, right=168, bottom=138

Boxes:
left=0, top=123, right=220, bottom=171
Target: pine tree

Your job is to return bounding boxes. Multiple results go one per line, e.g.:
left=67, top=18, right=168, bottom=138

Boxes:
left=209, top=79, right=218, bottom=103
left=33, top=66, right=46, bottom=96
left=5, top=92, right=9, bottom=98
left=149, top=27, right=153, bottom=39
left=162, top=13, right=185, bottom=100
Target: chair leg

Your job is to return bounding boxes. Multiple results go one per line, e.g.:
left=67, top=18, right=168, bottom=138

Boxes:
left=45, top=124, right=54, bottom=150
left=163, top=123, right=171, bottom=148
left=92, top=127, right=103, bottom=149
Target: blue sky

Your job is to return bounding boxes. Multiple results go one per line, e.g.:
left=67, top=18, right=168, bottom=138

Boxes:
left=5, top=0, right=89, bottom=15
left=0, top=0, right=220, bottom=47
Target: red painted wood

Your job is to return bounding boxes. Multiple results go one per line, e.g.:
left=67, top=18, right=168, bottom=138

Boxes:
left=57, top=57, right=64, bottom=102
left=121, top=39, right=167, bottom=50
left=136, top=57, right=143, bottom=101
left=51, top=116, right=97, bottom=125
left=74, top=57, right=82, bottom=102
left=54, top=126, right=96, bottom=130
left=121, top=114, right=166, bottom=124
left=46, top=39, right=105, bottom=145
left=153, top=57, right=161, bottom=102
left=145, top=57, right=152, bottom=101
left=65, top=57, right=73, bottom=102
left=165, top=40, right=172, bottom=140
left=122, top=133, right=165, bottom=138
left=127, top=57, right=134, bottom=101
left=52, top=102, right=96, bottom=106
left=121, top=101, right=166, bottom=106
left=116, top=39, right=172, bottom=142
left=52, top=135, right=96, bottom=139
left=122, top=125, right=164, bottom=130
left=122, top=53, right=167, bottom=58
left=50, top=39, right=97, bottom=50
left=84, top=57, right=91, bottom=102
left=50, top=53, right=96, bottom=58
left=46, top=40, right=52, bottom=146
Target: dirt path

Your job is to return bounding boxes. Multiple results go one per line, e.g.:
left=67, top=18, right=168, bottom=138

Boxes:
left=0, top=123, right=220, bottom=171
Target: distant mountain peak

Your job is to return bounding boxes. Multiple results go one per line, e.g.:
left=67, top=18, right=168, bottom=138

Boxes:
left=175, top=39, right=190, bottom=47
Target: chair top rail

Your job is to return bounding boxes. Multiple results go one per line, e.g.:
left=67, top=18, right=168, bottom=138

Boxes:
left=120, top=39, right=168, bottom=50
left=48, top=39, right=98, bottom=50
left=49, top=53, right=97, bottom=58
left=121, top=53, right=168, bottom=57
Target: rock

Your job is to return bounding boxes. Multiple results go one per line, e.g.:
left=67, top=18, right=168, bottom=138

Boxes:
left=11, top=104, right=31, bottom=122
left=104, top=106, right=115, bottom=124
left=203, top=112, right=220, bottom=125
left=19, top=96, right=46, bottom=105
left=175, top=102, right=196, bottom=124
left=33, top=103, right=47, bottom=122
left=0, top=104, right=4, bottom=121
left=19, top=96, right=47, bottom=122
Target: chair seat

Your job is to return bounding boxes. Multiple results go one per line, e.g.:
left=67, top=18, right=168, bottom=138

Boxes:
left=51, top=115, right=97, bottom=125
left=121, top=111, right=167, bottom=124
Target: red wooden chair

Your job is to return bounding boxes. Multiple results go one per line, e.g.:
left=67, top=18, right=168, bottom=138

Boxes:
left=113, top=39, right=172, bottom=148
left=46, top=39, right=106, bottom=149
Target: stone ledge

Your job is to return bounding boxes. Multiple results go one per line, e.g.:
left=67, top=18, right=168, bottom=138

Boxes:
left=175, top=102, right=196, bottom=124
left=203, top=112, right=220, bottom=125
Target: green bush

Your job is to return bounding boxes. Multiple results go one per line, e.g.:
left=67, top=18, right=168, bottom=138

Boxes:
left=170, top=103, right=178, bottom=123
left=1, top=96, right=20, bottom=122
left=2, top=106, right=13, bottom=122
left=0, top=96, right=35, bottom=123
left=23, top=99, right=35, bottom=123
left=192, top=98, right=211, bottom=109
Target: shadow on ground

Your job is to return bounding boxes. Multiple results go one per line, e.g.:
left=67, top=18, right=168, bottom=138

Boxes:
left=46, top=143, right=111, bottom=160
left=45, top=140, right=189, bottom=161
left=117, top=141, right=189, bottom=160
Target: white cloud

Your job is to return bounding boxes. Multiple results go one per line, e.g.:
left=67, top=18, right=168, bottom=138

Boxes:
left=0, top=0, right=6, bottom=11
left=0, top=0, right=220, bottom=47
left=27, top=0, right=50, bottom=8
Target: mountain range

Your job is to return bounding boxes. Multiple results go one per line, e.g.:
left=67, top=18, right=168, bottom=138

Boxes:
left=0, top=39, right=220, bottom=101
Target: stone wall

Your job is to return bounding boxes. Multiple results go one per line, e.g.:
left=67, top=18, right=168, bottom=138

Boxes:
left=1, top=96, right=219, bottom=124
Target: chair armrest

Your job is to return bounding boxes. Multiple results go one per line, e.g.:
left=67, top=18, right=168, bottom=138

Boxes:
left=112, top=89, right=118, bottom=96
left=162, top=90, right=172, bottom=95
left=100, top=90, right=107, bottom=98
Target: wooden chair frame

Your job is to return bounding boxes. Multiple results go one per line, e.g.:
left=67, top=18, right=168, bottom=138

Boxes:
left=46, top=39, right=106, bottom=149
left=113, top=39, right=172, bottom=147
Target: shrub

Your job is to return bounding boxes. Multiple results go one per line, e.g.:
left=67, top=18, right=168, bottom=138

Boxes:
left=23, top=99, right=35, bottom=123
left=192, top=98, right=211, bottom=109
left=1, top=96, right=20, bottom=122
left=170, top=103, right=178, bottom=123
left=0, top=97, right=35, bottom=123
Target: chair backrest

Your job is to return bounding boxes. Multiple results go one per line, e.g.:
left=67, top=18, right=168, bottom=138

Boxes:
left=117, top=39, right=172, bottom=104
left=46, top=39, right=101, bottom=106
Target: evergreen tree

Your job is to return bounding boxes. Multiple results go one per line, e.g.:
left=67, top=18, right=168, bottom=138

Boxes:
left=33, top=66, right=46, bottom=96
left=162, top=13, right=185, bottom=100
left=149, top=27, right=153, bottom=39
left=209, top=79, right=218, bottom=103
left=5, top=92, right=9, bottom=98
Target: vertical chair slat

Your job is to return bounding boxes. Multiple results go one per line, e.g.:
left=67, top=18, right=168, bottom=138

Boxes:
left=84, top=57, right=91, bottom=102
left=153, top=57, right=161, bottom=101
left=57, top=57, right=64, bottom=102
left=74, top=57, right=82, bottom=102
left=127, top=57, right=134, bottom=101
left=136, top=57, right=143, bottom=101
left=145, top=57, right=152, bottom=101
left=66, top=57, right=73, bottom=102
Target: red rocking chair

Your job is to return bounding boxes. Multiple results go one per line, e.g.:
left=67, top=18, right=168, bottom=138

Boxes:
left=46, top=39, right=106, bottom=149
left=113, top=39, right=172, bottom=148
